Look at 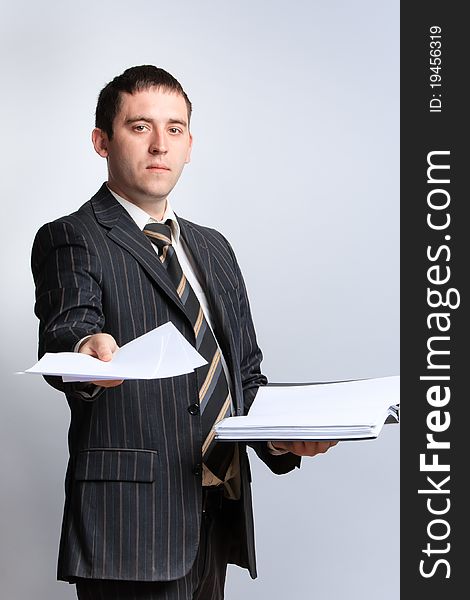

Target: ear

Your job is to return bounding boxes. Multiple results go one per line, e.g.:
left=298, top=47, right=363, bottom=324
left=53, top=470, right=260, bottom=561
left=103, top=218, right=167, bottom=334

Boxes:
left=185, top=133, right=193, bottom=164
left=92, top=128, right=110, bottom=158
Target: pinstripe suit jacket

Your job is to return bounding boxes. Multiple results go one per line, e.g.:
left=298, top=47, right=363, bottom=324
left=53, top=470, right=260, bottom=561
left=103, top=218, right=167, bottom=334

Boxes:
left=31, top=184, right=300, bottom=583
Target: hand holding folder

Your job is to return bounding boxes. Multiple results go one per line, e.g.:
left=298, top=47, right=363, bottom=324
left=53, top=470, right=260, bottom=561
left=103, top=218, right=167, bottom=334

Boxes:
left=215, top=376, right=399, bottom=442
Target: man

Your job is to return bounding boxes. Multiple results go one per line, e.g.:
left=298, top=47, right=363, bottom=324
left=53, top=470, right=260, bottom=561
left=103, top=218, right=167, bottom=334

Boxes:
left=31, top=65, right=336, bottom=600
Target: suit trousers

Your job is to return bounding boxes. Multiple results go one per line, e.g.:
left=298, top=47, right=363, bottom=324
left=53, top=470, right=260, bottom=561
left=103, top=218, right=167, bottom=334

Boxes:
left=75, top=488, right=230, bottom=600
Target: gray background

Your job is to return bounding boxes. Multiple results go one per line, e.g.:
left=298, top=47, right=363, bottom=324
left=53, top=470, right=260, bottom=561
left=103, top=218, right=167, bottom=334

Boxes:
left=0, top=0, right=399, bottom=598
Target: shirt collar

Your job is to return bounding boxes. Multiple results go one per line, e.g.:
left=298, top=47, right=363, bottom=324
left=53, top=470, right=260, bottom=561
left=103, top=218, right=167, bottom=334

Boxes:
left=107, top=185, right=181, bottom=243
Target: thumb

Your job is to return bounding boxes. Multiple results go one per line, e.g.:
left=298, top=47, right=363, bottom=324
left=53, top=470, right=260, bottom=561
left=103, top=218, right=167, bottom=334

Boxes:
left=94, top=340, right=114, bottom=362
left=79, top=333, right=119, bottom=361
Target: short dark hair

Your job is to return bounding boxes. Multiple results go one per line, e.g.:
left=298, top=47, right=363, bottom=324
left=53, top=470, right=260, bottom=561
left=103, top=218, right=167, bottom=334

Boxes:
left=95, top=65, right=192, bottom=139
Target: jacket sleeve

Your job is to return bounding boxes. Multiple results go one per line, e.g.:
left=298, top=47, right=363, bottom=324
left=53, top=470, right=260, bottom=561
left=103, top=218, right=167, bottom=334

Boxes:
left=226, top=242, right=301, bottom=475
left=31, top=219, right=105, bottom=398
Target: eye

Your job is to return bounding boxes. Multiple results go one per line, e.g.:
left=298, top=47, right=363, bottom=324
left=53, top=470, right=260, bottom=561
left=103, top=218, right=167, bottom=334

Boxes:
left=133, top=124, right=149, bottom=132
left=169, top=127, right=182, bottom=134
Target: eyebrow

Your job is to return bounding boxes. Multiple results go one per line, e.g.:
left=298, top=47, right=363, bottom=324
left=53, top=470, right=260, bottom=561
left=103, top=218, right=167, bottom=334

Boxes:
left=126, top=116, right=188, bottom=127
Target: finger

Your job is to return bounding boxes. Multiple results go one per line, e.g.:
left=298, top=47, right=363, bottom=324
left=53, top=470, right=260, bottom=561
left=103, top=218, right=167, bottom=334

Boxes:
left=80, top=334, right=118, bottom=361
left=271, top=440, right=297, bottom=453
left=303, top=442, right=325, bottom=457
left=270, top=440, right=337, bottom=457
left=317, top=442, right=333, bottom=454
left=293, top=441, right=313, bottom=456
left=91, top=379, right=124, bottom=388
left=298, top=441, right=338, bottom=457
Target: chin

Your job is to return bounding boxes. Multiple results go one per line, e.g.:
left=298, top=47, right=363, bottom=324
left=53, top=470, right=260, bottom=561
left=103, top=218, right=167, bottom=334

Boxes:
left=140, top=188, right=171, bottom=203
left=150, top=188, right=172, bottom=200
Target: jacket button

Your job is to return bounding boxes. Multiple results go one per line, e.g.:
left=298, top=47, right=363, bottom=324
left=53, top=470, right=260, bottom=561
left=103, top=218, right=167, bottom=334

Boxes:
left=193, top=463, right=202, bottom=477
left=188, top=403, right=200, bottom=415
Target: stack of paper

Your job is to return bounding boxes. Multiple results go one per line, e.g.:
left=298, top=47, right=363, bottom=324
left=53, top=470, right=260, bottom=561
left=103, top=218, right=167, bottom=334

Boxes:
left=23, top=322, right=207, bottom=381
left=215, top=376, right=399, bottom=441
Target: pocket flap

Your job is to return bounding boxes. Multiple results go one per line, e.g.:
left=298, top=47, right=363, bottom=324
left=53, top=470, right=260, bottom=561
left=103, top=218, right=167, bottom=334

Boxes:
left=75, top=448, right=157, bottom=482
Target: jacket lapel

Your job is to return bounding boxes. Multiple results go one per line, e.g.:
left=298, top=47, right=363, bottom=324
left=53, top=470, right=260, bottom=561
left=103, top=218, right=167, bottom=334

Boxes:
left=179, top=218, right=243, bottom=411
left=90, top=185, right=190, bottom=321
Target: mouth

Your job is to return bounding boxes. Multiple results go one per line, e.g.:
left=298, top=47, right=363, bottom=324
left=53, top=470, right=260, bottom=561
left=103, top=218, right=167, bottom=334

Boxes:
left=146, top=164, right=171, bottom=172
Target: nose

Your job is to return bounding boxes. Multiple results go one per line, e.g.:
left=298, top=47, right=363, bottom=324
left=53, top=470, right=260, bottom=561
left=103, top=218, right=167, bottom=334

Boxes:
left=149, top=128, right=167, bottom=155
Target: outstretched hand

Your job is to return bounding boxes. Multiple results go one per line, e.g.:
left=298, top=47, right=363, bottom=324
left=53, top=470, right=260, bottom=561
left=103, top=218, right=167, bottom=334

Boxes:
left=78, top=333, right=124, bottom=388
left=270, top=440, right=338, bottom=457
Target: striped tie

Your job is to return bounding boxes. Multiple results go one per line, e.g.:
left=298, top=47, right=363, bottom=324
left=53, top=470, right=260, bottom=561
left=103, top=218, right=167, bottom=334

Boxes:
left=143, top=221, right=234, bottom=480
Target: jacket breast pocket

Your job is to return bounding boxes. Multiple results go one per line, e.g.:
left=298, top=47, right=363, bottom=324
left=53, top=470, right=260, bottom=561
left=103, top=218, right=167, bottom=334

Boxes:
left=75, top=448, right=157, bottom=482
left=73, top=448, right=159, bottom=579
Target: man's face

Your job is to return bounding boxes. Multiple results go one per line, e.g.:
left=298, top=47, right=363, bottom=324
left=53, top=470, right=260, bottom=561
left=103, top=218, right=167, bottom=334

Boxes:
left=93, top=86, right=192, bottom=214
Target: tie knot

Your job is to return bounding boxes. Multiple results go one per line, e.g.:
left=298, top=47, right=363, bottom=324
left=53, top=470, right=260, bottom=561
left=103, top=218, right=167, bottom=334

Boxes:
left=143, top=222, right=172, bottom=251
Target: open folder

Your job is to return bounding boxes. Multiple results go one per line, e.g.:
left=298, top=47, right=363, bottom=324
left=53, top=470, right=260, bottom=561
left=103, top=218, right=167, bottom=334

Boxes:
left=24, top=322, right=207, bottom=381
left=215, top=376, right=399, bottom=442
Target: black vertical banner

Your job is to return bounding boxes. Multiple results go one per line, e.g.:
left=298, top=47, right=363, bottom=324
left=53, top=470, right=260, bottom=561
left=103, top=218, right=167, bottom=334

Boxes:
left=401, top=3, right=467, bottom=597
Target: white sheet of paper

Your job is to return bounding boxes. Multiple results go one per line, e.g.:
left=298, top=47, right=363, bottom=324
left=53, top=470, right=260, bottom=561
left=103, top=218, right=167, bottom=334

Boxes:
left=23, top=322, right=207, bottom=381
left=215, top=375, right=399, bottom=441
